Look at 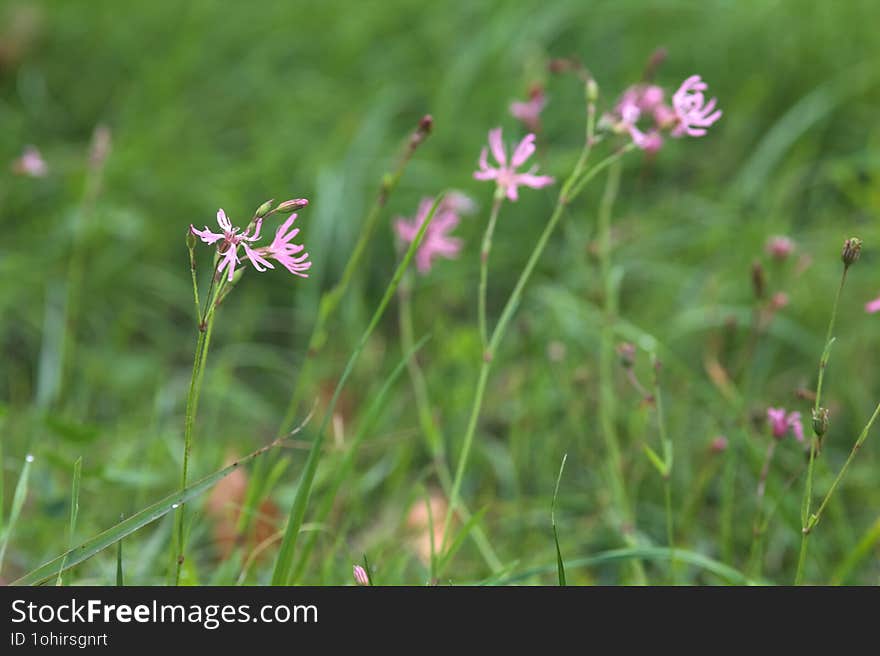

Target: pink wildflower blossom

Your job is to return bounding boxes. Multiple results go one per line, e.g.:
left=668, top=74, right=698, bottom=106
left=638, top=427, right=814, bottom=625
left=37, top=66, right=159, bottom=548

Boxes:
left=353, top=564, right=370, bottom=586
left=395, top=196, right=467, bottom=274
left=671, top=75, right=722, bottom=137
left=509, top=87, right=547, bottom=133
left=865, top=295, right=880, bottom=314
left=190, top=208, right=310, bottom=281
left=12, top=145, right=48, bottom=177
left=474, top=128, right=554, bottom=201
left=612, top=85, right=670, bottom=153
left=766, top=235, right=795, bottom=260
left=767, top=407, right=804, bottom=442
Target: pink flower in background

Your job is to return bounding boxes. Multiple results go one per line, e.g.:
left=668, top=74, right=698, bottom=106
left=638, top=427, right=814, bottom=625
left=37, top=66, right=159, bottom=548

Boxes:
left=766, top=235, right=795, bottom=260
left=190, top=208, right=310, bottom=281
left=767, top=407, right=804, bottom=442
left=474, top=128, right=554, bottom=201
left=613, top=86, right=669, bottom=153
left=510, top=87, right=546, bottom=132
left=395, top=196, right=466, bottom=274
left=865, top=295, right=880, bottom=314
left=671, top=75, right=722, bottom=137
left=12, top=145, right=48, bottom=177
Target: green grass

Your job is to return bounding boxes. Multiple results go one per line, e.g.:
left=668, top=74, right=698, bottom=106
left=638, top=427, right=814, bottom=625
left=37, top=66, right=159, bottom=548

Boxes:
left=1, top=0, right=880, bottom=585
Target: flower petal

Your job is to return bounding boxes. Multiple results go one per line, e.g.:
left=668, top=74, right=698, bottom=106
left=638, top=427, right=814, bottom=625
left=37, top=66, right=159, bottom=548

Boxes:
left=488, top=128, right=506, bottom=166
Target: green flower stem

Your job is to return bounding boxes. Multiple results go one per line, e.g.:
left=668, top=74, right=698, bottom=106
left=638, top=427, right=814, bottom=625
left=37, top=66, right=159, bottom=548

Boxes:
left=172, top=264, right=225, bottom=584
left=795, top=265, right=848, bottom=585
left=806, top=400, right=880, bottom=532
left=478, top=192, right=504, bottom=350
left=398, top=274, right=502, bottom=572
left=440, top=139, right=633, bottom=562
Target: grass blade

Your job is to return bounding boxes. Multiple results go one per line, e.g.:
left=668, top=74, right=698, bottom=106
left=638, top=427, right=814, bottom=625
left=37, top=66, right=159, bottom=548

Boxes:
left=11, top=439, right=284, bottom=586
left=289, top=334, right=429, bottom=583
left=437, top=507, right=488, bottom=577
left=0, top=453, right=34, bottom=575
left=55, top=456, right=82, bottom=586
left=271, top=195, right=444, bottom=586
left=482, top=547, right=759, bottom=586
left=116, top=517, right=125, bottom=586
left=551, top=453, right=567, bottom=586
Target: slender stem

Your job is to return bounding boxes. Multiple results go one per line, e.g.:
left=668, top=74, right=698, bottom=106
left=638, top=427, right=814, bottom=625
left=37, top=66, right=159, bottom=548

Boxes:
left=807, top=399, right=880, bottom=531
left=188, top=246, right=201, bottom=321
left=398, top=273, right=503, bottom=572
left=277, top=119, right=432, bottom=433
left=748, top=440, right=776, bottom=577
left=651, top=355, right=675, bottom=584
left=795, top=266, right=848, bottom=584
left=440, top=143, right=631, bottom=561
left=479, top=193, right=504, bottom=350
left=172, top=267, right=224, bottom=584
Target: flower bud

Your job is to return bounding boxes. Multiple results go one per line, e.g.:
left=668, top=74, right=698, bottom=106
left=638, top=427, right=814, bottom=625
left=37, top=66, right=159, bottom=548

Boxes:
left=586, top=78, right=599, bottom=103
left=811, top=407, right=829, bottom=437
left=254, top=199, right=275, bottom=218
left=842, top=237, right=862, bottom=269
left=751, top=260, right=765, bottom=299
left=710, top=435, right=728, bottom=454
left=185, top=227, right=197, bottom=250
left=616, top=342, right=636, bottom=369
left=353, top=564, right=370, bottom=586
left=275, top=198, right=309, bottom=213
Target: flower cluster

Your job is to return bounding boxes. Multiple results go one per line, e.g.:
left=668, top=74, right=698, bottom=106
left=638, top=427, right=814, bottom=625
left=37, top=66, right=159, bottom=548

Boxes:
left=767, top=407, right=804, bottom=442
left=474, top=128, right=554, bottom=201
left=395, top=193, right=475, bottom=274
left=190, top=202, right=311, bottom=281
left=606, top=75, right=722, bottom=152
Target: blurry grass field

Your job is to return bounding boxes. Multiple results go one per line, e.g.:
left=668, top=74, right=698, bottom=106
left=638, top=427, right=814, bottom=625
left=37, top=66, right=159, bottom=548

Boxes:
left=2, top=0, right=880, bottom=585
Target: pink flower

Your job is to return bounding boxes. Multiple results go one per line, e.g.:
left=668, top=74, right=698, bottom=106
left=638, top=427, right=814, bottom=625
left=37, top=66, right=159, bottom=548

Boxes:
left=710, top=435, right=728, bottom=454
left=510, top=87, right=547, bottom=132
left=766, top=235, right=795, bottom=260
left=12, top=146, right=48, bottom=177
left=865, top=295, right=880, bottom=314
left=395, top=197, right=464, bottom=274
left=770, top=291, right=789, bottom=310
left=767, top=407, right=804, bottom=442
left=671, top=75, right=722, bottom=137
left=474, top=128, right=554, bottom=201
left=353, top=564, right=370, bottom=586
left=612, top=86, right=669, bottom=153
left=190, top=208, right=310, bottom=281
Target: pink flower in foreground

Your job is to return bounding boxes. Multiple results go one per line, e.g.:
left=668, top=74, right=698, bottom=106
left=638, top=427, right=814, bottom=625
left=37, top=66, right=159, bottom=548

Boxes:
left=766, top=235, right=795, bottom=260
left=865, top=295, right=880, bottom=314
left=353, top=564, right=370, bottom=586
left=767, top=407, right=804, bottom=442
left=671, top=75, right=722, bottom=137
left=12, top=146, right=48, bottom=177
left=510, top=87, right=547, bottom=133
left=474, top=128, right=554, bottom=201
left=190, top=208, right=311, bottom=281
left=395, top=196, right=467, bottom=274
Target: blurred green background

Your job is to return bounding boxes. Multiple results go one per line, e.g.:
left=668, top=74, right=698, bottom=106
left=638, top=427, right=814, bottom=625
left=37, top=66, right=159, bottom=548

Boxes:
left=1, top=0, right=879, bottom=584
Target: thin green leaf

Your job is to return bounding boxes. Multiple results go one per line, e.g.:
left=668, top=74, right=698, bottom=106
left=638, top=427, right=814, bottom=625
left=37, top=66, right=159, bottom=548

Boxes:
left=0, top=453, right=34, bottom=574
left=551, top=453, right=567, bottom=586
left=116, top=514, right=125, bottom=586
left=56, top=456, right=82, bottom=586
left=641, top=443, right=668, bottom=477
left=437, top=507, right=488, bottom=576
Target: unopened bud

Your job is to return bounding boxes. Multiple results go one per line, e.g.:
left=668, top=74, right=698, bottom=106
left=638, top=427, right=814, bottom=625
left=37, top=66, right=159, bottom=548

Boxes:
left=812, top=407, right=829, bottom=437
left=409, top=115, right=433, bottom=150
left=586, top=78, right=598, bottom=103
left=275, top=198, right=309, bottom=213
left=353, top=564, right=370, bottom=586
left=841, top=237, right=862, bottom=269
left=710, top=435, right=728, bottom=454
left=751, top=260, right=765, bottom=299
left=616, top=342, right=636, bottom=368
left=255, top=199, right=275, bottom=218
left=185, top=227, right=197, bottom=250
